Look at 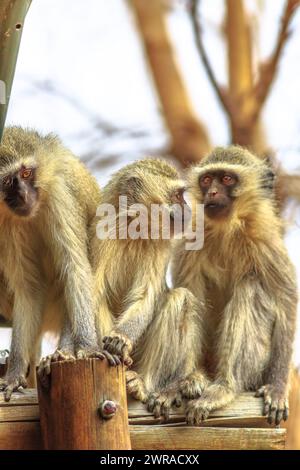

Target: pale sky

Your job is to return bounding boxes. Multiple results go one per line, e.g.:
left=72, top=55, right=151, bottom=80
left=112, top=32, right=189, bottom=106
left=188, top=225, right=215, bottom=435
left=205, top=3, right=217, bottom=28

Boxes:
left=1, top=0, right=300, bottom=363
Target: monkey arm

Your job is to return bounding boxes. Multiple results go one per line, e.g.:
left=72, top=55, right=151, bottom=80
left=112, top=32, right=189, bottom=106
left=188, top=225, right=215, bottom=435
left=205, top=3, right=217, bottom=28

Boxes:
left=0, top=288, right=44, bottom=401
left=255, top=269, right=297, bottom=424
left=48, top=191, right=99, bottom=357
left=103, top=278, right=159, bottom=363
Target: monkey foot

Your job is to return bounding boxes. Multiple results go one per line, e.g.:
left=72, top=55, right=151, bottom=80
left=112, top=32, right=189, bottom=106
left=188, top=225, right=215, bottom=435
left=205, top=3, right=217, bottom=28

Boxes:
left=147, top=386, right=182, bottom=421
left=75, top=347, right=121, bottom=367
left=186, top=398, right=212, bottom=425
left=180, top=371, right=209, bottom=399
left=0, top=374, right=27, bottom=402
left=126, top=371, right=149, bottom=403
left=103, top=333, right=133, bottom=366
left=255, top=384, right=289, bottom=425
left=37, top=349, right=75, bottom=388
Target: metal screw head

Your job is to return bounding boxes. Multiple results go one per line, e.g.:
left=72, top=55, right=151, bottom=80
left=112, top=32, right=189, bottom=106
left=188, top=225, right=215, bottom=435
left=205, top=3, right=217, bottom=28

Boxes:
left=99, top=400, right=117, bottom=419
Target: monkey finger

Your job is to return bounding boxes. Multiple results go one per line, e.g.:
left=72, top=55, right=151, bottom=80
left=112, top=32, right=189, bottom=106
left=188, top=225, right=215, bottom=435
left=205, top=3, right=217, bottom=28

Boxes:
left=153, top=400, right=164, bottom=419
left=283, top=406, right=289, bottom=421
left=263, top=396, right=272, bottom=416
left=114, top=338, right=126, bottom=355
left=268, top=403, right=278, bottom=425
left=174, top=393, right=182, bottom=408
left=275, top=409, right=284, bottom=426
left=101, top=350, right=120, bottom=367
left=186, top=409, right=195, bottom=426
left=109, top=337, right=121, bottom=352
left=4, top=386, right=14, bottom=402
left=147, top=393, right=159, bottom=413
left=161, top=400, right=172, bottom=421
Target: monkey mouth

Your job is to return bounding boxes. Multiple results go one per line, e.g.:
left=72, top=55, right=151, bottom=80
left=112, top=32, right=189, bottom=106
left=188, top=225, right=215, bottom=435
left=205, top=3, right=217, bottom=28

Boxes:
left=204, top=202, right=229, bottom=218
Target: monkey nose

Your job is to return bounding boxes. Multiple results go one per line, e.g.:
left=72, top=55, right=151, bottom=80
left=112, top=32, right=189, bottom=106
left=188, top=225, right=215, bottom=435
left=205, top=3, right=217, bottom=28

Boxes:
left=209, top=190, right=218, bottom=197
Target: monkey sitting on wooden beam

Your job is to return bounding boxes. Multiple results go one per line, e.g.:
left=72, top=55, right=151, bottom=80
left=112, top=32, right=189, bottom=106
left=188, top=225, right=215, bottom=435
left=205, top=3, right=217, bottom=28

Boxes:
left=90, top=159, right=208, bottom=419
left=0, top=126, right=115, bottom=401
left=172, top=146, right=297, bottom=425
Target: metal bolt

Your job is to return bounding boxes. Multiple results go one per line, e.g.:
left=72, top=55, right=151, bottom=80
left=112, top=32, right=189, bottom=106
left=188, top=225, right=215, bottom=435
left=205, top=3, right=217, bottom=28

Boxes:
left=99, top=400, right=117, bottom=419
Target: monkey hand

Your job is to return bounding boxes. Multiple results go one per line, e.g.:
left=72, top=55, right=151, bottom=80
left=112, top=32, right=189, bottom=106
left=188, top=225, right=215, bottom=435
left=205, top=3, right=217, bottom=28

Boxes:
left=255, top=384, right=289, bottom=425
left=126, top=370, right=149, bottom=403
left=37, top=348, right=76, bottom=388
left=186, top=384, right=235, bottom=425
left=180, top=371, right=209, bottom=399
left=186, top=397, right=212, bottom=425
left=103, top=333, right=133, bottom=366
left=0, top=373, right=27, bottom=402
left=147, top=385, right=182, bottom=421
left=75, top=345, right=122, bottom=368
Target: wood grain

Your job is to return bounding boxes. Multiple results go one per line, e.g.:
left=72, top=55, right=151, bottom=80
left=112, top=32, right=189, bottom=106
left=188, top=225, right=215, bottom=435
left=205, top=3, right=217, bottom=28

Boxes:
left=0, top=388, right=286, bottom=450
left=130, top=425, right=286, bottom=450
left=37, top=359, right=131, bottom=450
left=0, top=422, right=42, bottom=450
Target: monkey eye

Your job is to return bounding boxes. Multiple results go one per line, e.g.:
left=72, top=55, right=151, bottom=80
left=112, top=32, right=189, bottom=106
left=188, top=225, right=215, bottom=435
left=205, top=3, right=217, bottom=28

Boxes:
left=21, top=168, right=33, bottom=179
left=3, top=176, right=13, bottom=187
left=201, top=175, right=212, bottom=186
left=222, top=174, right=235, bottom=185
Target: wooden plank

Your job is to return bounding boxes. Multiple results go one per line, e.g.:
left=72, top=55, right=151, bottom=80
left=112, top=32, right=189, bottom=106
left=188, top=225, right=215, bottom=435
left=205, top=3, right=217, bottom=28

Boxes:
left=130, top=426, right=286, bottom=450
left=127, top=393, right=269, bottom=427
left=0, top=421, right=285, bottom=450
left=0, top=390, right=272, bottom=428
left=0, top=405, right=39, bottom=423
left=0, top=388, right=38, bottom=406
left=0, top=422, right=42, bottom=450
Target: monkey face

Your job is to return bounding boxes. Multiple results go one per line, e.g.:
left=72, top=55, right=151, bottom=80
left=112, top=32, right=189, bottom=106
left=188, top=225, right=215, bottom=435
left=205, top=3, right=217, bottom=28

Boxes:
left=199, top=170, right=238, bottom=220
left=1, top=166, right=39, bottom=217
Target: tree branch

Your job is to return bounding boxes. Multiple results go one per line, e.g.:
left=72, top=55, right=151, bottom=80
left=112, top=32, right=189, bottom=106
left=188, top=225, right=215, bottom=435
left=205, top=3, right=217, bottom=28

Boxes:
left=254, top=0, right=300, bottom=116
left=189, top=0, right=232, bottom=116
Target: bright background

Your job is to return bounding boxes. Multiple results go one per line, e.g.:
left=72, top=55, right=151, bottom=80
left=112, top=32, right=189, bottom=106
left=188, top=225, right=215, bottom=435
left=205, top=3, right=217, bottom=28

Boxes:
left=1, top=0, right=300, bottom=364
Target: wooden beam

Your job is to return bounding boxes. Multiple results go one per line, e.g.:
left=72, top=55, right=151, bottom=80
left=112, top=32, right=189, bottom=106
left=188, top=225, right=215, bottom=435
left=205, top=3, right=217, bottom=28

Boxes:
left=37, top=359, right=131, bottom=450
left=130, top=425, right=286, bottom=450
left=0, top=389, right=286, bottom=450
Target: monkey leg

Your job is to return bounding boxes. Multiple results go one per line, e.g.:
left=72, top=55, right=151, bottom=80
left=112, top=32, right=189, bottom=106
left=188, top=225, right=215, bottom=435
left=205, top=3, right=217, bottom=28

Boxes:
left=26, top=340, right=42, bottom=388
left=131, top=287, right=203, bottom=419
left=186, top=383, right=235, bottom=425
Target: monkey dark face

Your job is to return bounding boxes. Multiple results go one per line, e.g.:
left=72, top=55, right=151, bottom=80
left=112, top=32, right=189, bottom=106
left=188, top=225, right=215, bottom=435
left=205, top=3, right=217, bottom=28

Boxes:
left=199, top=170, right=238, bottom=219
left=1, top=166, right=39, bottom=217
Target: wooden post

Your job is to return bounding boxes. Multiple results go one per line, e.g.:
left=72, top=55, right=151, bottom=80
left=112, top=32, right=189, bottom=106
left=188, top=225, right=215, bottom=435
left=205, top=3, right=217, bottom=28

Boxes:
left=37, top=359, right=131, bottom=450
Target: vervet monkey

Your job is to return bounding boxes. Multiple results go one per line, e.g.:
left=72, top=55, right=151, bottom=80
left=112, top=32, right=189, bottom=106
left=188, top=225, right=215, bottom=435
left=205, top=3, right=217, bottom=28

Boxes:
left=172, top=146, right=297, bottom=425
left=0, top=126, right=106, bottom=400
left=90, top=159, right=207, bottom=419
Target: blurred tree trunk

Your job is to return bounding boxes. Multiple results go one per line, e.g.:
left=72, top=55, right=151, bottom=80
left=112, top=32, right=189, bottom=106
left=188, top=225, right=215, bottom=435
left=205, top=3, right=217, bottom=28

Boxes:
left=0, top=0, right=32, bottom=141
left=130, top=0, right=211, bottom=166
left=285, top=368, right=300, bottom=449
left=225, top=0, right=265, bottom=154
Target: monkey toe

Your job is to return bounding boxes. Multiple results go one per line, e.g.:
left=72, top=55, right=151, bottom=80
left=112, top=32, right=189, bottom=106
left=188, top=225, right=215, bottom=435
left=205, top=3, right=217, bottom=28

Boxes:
left=186, top=399, right=211, bottom=426
left=255, top=384, right=288, bottom=425
left=147, top=391, right=179, bottom=421
left=126, top=374, right=148, bottom=403
left=1, top=376, right=27, bottom=402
